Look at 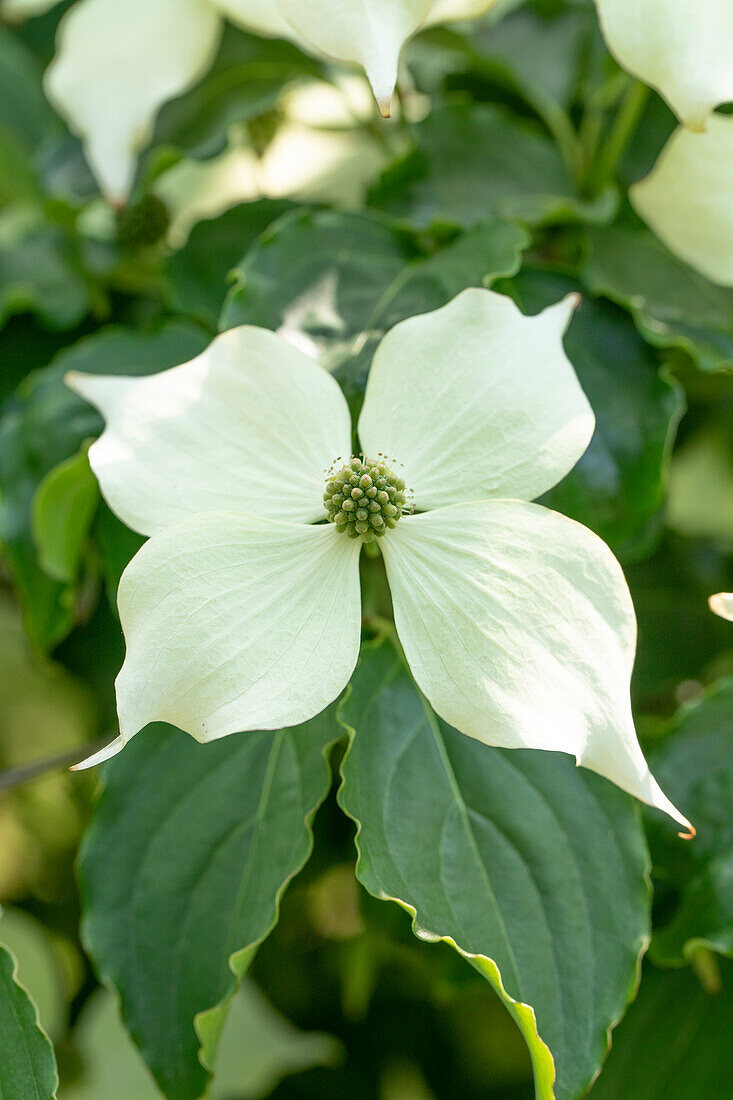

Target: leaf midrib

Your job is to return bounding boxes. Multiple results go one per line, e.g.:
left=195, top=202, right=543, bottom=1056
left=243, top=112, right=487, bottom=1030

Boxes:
left=420, top=696, right=524, bottom=999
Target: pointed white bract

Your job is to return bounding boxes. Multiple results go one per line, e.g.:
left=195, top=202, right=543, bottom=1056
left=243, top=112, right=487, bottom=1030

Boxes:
left=277, top=0, right=431, bottom=115
left=381, top=502, right=687, bottom=829
left=631, top=116, right=733, bottom=288
left=44, top=0, right=497, bottom=197
left=358, top=289, right=593, bottom=511
left=71, top=735, right=126, bottom=771
left=709, top=593, right=733, bottom=622
left=425, top=0, right=497, bottom=23
left=66, top=326, right=352, bottom=534
left=210, top=0, right=294, bottom=36
left=70, top=287, right=689, bottom=831
left=594, top=0, right=733, bottom=130
left=44, top=0, right=221, bottom=201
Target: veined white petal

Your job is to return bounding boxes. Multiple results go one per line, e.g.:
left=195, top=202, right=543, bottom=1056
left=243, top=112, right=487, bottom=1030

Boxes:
left=67, top=325, right=353, bottom=536
left=594, top=0, right=733, bottom=130
left=358, top=288, right=593, bottom=510
left=382, top=500, right=691, bottom=831
left=631, top=117, right=733, bottom=287
left=424, top=0, right=497, bottom=27
left=209, top=0, right=294, bottom=37
left=44, top=0, right=221, bottom=201
left=709, top=593, right=733, bottom=621
left=115, top=514, right=362, bottom=742
left=277, top=0, right=432, bottom=115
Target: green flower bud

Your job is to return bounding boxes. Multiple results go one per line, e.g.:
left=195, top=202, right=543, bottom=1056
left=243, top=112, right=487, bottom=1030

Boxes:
left=325, top=455, right=410, bottom=543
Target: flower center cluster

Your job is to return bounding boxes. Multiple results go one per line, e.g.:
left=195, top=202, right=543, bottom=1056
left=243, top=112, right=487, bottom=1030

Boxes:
left=323, top=457, right=408, bottom=543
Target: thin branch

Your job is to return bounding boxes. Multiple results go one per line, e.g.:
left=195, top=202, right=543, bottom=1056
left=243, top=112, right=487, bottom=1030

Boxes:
left=0, top=738, right=114, bottom=792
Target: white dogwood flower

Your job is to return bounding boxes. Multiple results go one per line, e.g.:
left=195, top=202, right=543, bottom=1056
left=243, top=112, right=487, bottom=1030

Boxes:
left=594, top=0, right=733, bottom=131
left=631, top=115, right=733, bottom=287
left=709, top=593, right=733, bottom=621
left=66, top=288, right=690, bottom=832
left=44, top=0, right=497, bottom=201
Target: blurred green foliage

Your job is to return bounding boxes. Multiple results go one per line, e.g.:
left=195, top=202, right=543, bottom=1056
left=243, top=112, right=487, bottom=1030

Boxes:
left=0, top=1, right=731, bottom=1098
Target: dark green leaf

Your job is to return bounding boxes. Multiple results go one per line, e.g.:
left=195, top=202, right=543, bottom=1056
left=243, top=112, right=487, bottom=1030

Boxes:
left=583, top=226, right=733, bottom=373
left=0, top=939, right=58, bottom=1100
left=338, top=639, right=650, bottom=1100
left=369, top=103, right=616, bottom=231
left=465, top=6, right=594, bottom=114
left=503, top=268, right=684, bottom=559
left=221, top=208, right=417, bottom=360
left=625, top=534, right=732, bottom=705
left=0, top=25, right=63, bottom=202
left=81, top=712, right=341, bottom=1100
left=0, top=321, right=208, bottom=648
left=151, top=26, right=321, bottom=162
left=645, top=681, right=733, bottom=964
left=93, top=502, right=145, bottom=613
left=168, top=199, right=295, bottom=329
left=0, top=216, right=90, bottom=329
left=221, top=208, right=528, bottom=386
left=0, top=25, right=59, bottom=155
left=589, top=961, right=733, bottom=1099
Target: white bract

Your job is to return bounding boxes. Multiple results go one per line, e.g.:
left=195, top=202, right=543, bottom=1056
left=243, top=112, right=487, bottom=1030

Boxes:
left=709, top=593, right=733, bottom=622
left=594, top=0, right=733, bottom=130
left=67, top=288, right=689, bottom=832
left=44, top=0, right=496, bottom=201
left=631, top=115, right=733, bottom=287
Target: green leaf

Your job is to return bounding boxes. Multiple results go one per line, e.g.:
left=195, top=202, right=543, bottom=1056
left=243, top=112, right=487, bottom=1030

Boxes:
left=464, top=5, right=594, bottom=115
left=32, top=445, right=99, bottom=583
left=211, top=979, right=341, bottom=1099
left=667, top=419, right=733, bottom=543
left=93, top=501, right=146, bottom=613
left=624, top=534, right=732, bottom=705
left=0, top=908, right=69, bottom=1046
left=221, top=208, right=528, bottom=382
left=0, top=26, right=62, bottom=201
left=0, top=938, right=58, bottom=1100
left=369, top=103, right=616, bottom=231
left=0, top=213, right=90, bottom=330
left=645, top=681, right=733, bottom=964
left=338, top=639, right=651, bottom=1100
left=501, top=268, right=684, bottom=559
left=588, top=960, right=733, bottom=1099
left=0, top=24, right=59, bottom=155
left=582, top=226, right=733, bottom=373
left=63, top=980, right=340, bottom=1100
left=168, top=199, right=295, bottom=329
left=61, top=989, right=161, bottom=1100
left=431, top=4, right=595, bottom=183
left=221, top=209, right=418, bottom=356
left=0, top=321, right=208, bottom=649
left=151, top=26, right=321, bottom=162
left=81, top=711, right=342, bottom=1100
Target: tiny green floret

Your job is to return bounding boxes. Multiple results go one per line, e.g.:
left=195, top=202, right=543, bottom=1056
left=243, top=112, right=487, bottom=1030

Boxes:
left=324, top=456, right=408, bottom=543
